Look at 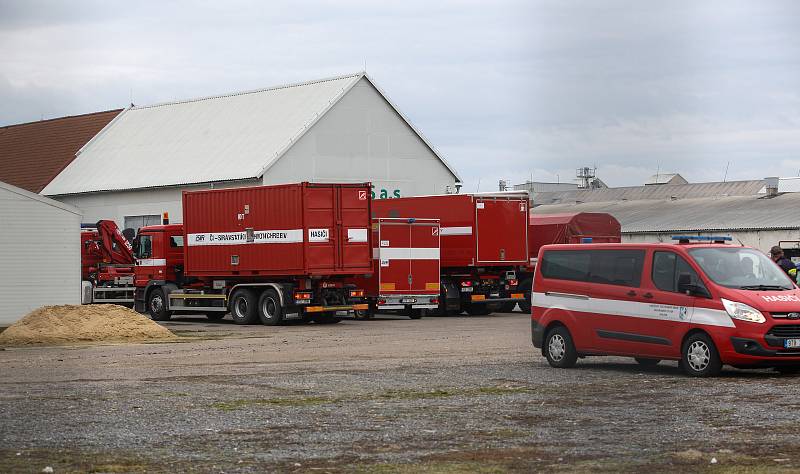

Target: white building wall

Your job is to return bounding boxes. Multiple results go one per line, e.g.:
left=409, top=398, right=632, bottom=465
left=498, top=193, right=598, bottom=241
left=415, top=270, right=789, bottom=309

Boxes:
left=55, top=179, right=257, bottom=228
left=623, top=229, right=800, bottom=255
left=263, top=77, right=458, bottom=198
left=0, top=185, right=82, bottom=325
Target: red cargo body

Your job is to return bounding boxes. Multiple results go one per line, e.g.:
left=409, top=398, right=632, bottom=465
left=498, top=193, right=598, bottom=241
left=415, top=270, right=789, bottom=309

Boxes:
left=353, top=218, right=440, bottom=318
left=528, top=213, right=621, bottom=261
left=133, top=183, right=371, bottom=326
left=183, top=183, right=372, bottom=277
left=372, top=193, right=529, bottom=315
left=515, top=212, right=622, bottom=313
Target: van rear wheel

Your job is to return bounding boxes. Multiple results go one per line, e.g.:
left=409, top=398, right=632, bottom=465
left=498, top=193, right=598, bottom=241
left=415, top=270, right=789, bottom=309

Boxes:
left=680, top=333, right=722, bottom=377
left=544, top=326, right=577, bottom=368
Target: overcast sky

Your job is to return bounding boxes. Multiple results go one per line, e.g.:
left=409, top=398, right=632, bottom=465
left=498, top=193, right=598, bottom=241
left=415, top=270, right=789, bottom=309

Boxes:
left=1, top=0, right=799, bottom=190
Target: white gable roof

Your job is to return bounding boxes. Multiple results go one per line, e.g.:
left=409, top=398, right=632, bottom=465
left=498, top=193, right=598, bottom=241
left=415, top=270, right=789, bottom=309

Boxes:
left=0, top=180, right=82, bottom=215
left=44, top=72, right=458, bottom=195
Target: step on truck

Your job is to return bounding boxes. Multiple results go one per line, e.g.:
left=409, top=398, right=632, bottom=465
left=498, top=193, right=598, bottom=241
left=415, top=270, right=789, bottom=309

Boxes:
left=132, top=182, right=372, bottom=325
left=515, top=212, right=621, bottom=313
left=350, top=218, right=441, bottom=319
left=372, top=192, right=529, bottom=315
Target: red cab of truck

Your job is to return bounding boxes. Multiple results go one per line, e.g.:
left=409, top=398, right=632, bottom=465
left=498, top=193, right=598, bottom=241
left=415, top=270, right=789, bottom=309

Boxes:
left=350, top=218, right=440, bottom=318
left=372, top=192, right=529, bottom=315
left=133, top=182, right=372, bottom=325
left=531, top=237, right=800, bottom=376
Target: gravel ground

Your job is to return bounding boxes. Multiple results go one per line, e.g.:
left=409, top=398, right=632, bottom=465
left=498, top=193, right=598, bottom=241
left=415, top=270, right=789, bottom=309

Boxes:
left=1, top=311, right=800, bottom=473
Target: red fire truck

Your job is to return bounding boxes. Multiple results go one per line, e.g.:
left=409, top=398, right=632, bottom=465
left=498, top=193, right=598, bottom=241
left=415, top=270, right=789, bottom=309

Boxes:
left=80, top=220, right=136, bottom=305
left=514, top=212, right=621, bottom=313
left=351, top=218, right=441, bottom=318
left=131, top=182, right=371, bottom=325
left=372, top=192, right=529, bottom=315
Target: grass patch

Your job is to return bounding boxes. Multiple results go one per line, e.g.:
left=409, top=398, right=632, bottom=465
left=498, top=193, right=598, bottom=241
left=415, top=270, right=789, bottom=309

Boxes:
left=211, top=396, right=331, bottom=411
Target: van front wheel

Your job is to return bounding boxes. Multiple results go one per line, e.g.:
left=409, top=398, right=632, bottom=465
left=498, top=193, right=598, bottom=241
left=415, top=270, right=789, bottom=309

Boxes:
left=680, top=333, right=722, bottom=377
left=544, top=326, right=578, bottom=368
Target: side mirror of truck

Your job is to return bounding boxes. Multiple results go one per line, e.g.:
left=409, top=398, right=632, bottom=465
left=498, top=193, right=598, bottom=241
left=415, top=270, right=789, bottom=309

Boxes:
left=678, top=273, right=711, bottom=298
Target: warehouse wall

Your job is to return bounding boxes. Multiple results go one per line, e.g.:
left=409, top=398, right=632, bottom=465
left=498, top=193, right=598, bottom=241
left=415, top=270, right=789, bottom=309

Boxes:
left=0, top=185, right=81, bottom=325
left=263, top=77, right=459, bottom=198
left=55, top=179, right=256, bottom=229
left=623, top=229, right=800, bottom=255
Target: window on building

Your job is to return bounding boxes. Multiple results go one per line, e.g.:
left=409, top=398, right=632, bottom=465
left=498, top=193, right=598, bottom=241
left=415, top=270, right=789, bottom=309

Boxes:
left=124, top=215, right=161, bottom=232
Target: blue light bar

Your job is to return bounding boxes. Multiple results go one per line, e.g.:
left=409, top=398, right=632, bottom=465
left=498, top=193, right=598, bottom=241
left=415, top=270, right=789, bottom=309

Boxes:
left=671, top=235, right=732, bottom=243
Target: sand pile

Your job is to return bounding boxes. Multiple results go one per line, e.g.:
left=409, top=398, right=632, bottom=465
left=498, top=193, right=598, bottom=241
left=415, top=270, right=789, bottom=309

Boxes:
left=0, top=304, right=176, bottom=346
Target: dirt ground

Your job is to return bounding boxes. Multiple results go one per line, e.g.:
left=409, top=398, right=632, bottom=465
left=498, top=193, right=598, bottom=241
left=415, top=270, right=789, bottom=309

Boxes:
left=1, top=311, right=800, bottom=473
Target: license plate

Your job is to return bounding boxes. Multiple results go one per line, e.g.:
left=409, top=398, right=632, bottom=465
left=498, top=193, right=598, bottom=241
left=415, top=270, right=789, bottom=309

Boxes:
left=785, top=339, right=800, bottom=349
left=490, top=293, right=500, bottom=297
left=401, top=298, right=416, bottom=304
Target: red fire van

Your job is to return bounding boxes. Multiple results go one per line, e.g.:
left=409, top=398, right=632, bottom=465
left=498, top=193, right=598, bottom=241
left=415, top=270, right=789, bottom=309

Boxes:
left=531, top=237, right=800, bottom=376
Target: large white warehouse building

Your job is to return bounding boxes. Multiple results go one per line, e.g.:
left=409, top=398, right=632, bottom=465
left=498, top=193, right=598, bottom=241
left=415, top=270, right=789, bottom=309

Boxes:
left=42, top=72, right=461, bottom=230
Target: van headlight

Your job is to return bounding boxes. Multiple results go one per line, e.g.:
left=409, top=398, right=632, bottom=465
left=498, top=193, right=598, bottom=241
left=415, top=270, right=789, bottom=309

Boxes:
left=721, top=298, right=765, bottom=324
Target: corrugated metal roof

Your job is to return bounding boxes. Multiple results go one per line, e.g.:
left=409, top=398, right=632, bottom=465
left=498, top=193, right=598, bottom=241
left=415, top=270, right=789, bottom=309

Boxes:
left=533, top=179, right=766, bottom=206
left=46, top=73, right=427, bottom=195
left=0, top=109, right=122, bottom=193
left=531, top=192, right=800, bottom=233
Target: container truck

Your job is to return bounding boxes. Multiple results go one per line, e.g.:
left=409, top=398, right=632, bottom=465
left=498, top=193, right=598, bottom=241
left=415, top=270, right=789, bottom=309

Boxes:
left=350, top=218, right=441, bottom=318
left=132, top=182, right=372, bottom=325
left=514, top=212, right=621, bottom=313
left=372, top=192, right=529, bottom=315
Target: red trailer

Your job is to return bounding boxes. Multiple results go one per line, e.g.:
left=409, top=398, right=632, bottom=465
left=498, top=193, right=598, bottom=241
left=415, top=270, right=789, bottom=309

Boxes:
left=372, top=192, right=529, bottom=315
left=133, top=183, right=371, bottom=325
left=352, top=218, right=440, bottom=318
left=515, top=212, right=621, bottom=312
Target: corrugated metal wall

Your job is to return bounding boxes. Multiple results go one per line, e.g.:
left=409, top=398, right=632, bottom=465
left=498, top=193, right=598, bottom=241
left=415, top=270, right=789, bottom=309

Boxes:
left=0, top=186, right=81, bottom=325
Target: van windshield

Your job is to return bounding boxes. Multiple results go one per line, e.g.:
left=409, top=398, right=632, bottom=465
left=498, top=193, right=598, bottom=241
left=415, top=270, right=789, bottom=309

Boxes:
left=688, top=247, right=794, bottom=290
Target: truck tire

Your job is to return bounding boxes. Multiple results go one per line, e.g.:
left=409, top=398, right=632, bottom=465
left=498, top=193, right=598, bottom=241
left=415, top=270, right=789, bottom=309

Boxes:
left=518, top=278, right=533, bottom=314
left=408, top=309, right=424, bottom=320
left=147, top=288, right=172, bottom=321
left=258, top=289, right=284, bottom=326
left=229, top=289, right=259, bottom=325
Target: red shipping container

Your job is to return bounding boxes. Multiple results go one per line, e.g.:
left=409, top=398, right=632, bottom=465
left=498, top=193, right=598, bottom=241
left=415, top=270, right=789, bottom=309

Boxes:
left=182, top=183, right=372, bottom=277
left=528, top=213, right=621, bottom=261
left=372, top=193, right=528, bottom=268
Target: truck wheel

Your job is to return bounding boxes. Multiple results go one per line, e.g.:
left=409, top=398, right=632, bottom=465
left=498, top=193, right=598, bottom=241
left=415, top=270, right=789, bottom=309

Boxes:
left=313, top=312, right=341, bottom=324
left=465, top=304, right=490, bottom=316
left=680, top=333, right=722, bottom=377
left=230, top=289, right=258, bottom=325
left=544, top=326, right=578, bottom=368
left=148, top=288, right=172, bottom=321
left=518, top=278, right=533, bottom=314
left=258, top=289, right=284, bottom=326
left=408, top=309, right=424, bottom=320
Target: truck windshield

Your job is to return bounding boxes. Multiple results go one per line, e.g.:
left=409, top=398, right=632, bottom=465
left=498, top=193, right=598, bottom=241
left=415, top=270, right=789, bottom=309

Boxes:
left=688, top=247, right=794, bottom=290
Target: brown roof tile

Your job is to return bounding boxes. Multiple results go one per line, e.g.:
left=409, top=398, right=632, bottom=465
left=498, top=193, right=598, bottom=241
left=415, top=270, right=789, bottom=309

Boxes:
left=0, top=109, right=122, bottom=193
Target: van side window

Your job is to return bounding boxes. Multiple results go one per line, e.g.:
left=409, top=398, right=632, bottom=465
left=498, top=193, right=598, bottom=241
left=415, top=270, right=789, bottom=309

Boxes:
left=540, top=249, right=645, bottom=287
left=652, top=251, right=705, bottom=293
